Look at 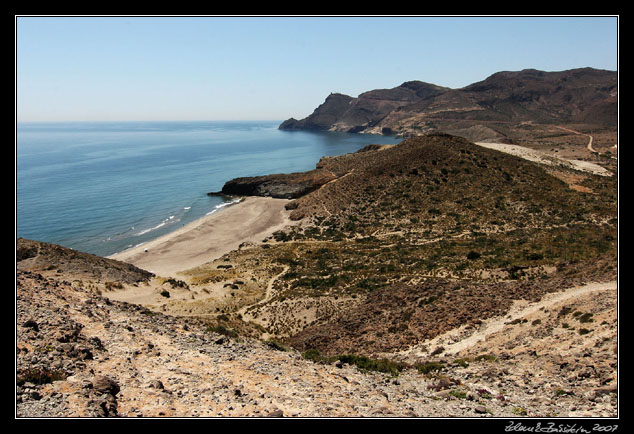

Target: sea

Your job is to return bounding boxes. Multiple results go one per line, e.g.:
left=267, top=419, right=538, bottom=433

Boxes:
left=16, top=121, right=400, bottom=257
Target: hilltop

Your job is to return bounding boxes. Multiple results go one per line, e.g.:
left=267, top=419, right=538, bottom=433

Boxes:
left=279, top=68, right=617, bottom=141
left=207, top=134, right=617, bottom=347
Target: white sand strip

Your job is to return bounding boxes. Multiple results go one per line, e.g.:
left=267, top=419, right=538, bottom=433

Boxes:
left=109, top=196, right=293, bottom=277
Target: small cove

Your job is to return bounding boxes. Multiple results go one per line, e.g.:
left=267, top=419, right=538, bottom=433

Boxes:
left=17, top=120, right=400, bottom=256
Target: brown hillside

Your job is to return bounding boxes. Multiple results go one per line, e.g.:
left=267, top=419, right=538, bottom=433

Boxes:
left=205, top=133, right=616, bottom=358
left=17, top=238, right=153, bottom=284
left=279, top=68, right=617, bottom=137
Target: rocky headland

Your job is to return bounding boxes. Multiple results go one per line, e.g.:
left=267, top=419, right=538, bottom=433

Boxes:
left=279, top=68, right=617, bottom=142
left=209, top=168, right=340, bottom=200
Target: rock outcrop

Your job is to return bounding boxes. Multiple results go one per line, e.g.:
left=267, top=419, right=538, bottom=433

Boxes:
left=278, top=93, right=355, bottom=131
left=212, top=168, right=339, bottom=199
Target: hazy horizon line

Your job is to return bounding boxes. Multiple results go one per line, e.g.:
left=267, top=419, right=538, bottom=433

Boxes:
left=16, top=118, right=287, bottom=124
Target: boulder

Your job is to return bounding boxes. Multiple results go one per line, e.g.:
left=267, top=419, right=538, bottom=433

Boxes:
left=92, top=375, right=120, bottom=396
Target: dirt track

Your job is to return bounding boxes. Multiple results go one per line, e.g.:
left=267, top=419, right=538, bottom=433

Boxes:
left=474, top=141, right=611, bottom=176
left=401, top=281, right=617, bottom=359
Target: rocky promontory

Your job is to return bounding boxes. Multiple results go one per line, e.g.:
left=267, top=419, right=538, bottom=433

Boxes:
left=279, top=68, right=617, bottom=138
left=209, top=168, right=339, bottom=200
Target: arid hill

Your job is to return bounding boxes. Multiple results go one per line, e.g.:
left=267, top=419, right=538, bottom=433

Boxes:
left=17, top=238, right=153, bottom=284
left=196, top=134, right=616, bottom=355
left=280, top=68, right=617, bottom=139
left=279, top=81, right=448, bottom=133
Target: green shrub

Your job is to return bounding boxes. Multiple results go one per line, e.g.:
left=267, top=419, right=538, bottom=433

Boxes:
left=206, top=325, right=238, bottom=339
left=337, top=354, right=406, bottom=376
left=266, top=340, right=289, bottom=352
left=450, top=390, right=468, bottom=399
left=512, top=407, right=528, bottom=416
left=453, top=358, right=470, bottom=368
left=17, top=367, right=66, bottom=385
left=303, top=351, right=406, bottom=377
left=474, top=354, right=497, bottom=362
left=416, top=361, right=445, bottom=374
left=466, top=251, right=481, bottom=260
left=302, top=349, right=326, bottom=363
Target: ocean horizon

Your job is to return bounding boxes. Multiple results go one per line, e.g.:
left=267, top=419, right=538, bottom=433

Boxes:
left=16, top=120, right=400, bottom=257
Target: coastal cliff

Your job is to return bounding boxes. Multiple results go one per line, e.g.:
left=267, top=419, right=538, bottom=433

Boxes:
left=279, top=68, right=617, bottom=139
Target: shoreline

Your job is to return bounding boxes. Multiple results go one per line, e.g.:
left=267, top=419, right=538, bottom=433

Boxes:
left=108, top=196, right=293, bottom=277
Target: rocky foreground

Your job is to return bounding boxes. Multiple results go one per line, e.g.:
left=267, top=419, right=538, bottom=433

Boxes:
left=16, top=267, right=617, bottom=418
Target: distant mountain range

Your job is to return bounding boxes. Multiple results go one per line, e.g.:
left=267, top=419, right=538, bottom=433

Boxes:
left=279, top=68, right=617, bottom=138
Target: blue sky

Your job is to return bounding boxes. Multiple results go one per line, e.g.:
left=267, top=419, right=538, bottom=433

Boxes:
left=16, top=16, right=618, bottom=122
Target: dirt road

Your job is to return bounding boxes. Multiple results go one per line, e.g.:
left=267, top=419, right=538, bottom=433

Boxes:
left=554, top=126, right=596, bottom=153
left=392, top=280, right=617, bottom=360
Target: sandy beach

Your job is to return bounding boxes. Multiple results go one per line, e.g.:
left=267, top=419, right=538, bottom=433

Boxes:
left=109, top=196, right=293, bottom=277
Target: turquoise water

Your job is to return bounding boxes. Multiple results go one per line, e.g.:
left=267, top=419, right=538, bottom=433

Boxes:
left=16, top=121, right=400, bottom=257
